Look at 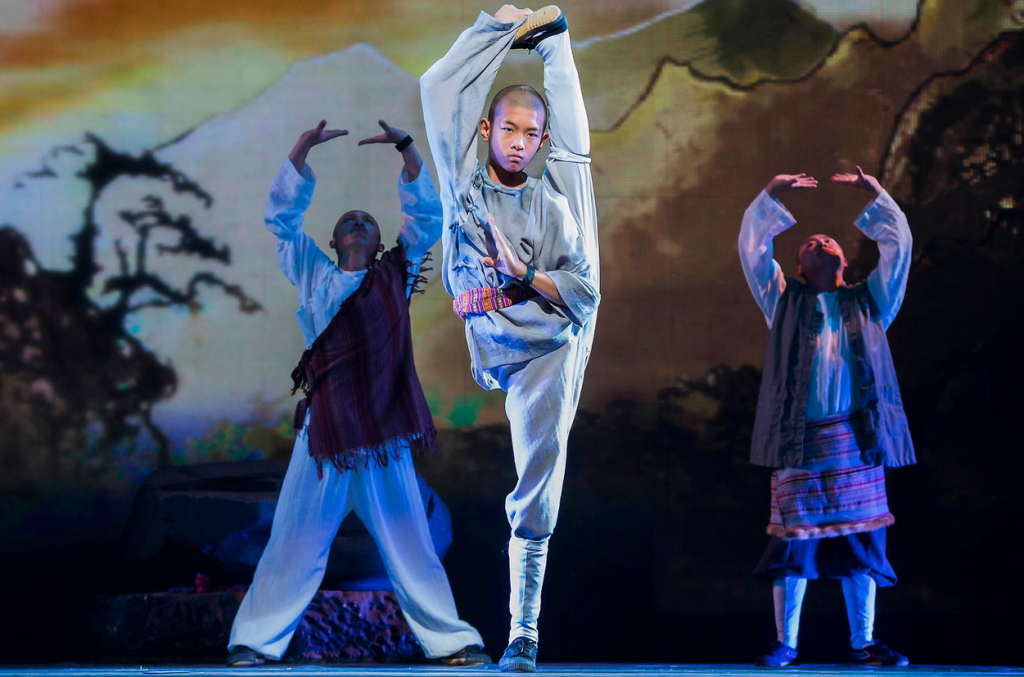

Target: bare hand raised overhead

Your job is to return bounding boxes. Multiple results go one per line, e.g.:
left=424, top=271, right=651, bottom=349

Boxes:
left=289, top=120, right=349, bottom=172
left=831, top=166, right=883, bottom=197
left=358, top=119, right=423, bottom=182
left=766, top=173, right=818, bottom=199
left=357, top=119, right=410, bottom=146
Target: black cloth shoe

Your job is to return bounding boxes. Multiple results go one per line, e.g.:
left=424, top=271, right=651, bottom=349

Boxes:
left=499, top=637, right=538, bottom=673
left=438, top=644, right=492, bottom=666
left=755, top=641, right=798, bottom=667
left=511, top=6, right=568, bottom=50
left=227, top=645, right=265, bottom=667
left=850, top=641, right=910, bottom=667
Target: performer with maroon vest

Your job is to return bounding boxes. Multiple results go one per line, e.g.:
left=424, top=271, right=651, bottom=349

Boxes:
left=227, top=119, right=488, bottom=667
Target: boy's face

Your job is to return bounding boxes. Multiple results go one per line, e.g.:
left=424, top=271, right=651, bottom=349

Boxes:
left=330, top=209, right=382, bottom=262
left=796, top=234, right=847, bottom=280
left=480, top=102, right=548, bottom=175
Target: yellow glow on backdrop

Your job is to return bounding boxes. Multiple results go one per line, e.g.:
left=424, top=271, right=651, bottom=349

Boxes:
left=0, top=0, right=1018, bottom=484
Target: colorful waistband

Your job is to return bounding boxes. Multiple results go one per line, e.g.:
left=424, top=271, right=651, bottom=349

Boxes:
left=453, top=285, right=538, bottom=320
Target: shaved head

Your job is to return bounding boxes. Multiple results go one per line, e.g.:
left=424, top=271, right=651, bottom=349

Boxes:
left=329, top=209, right=382, bottom=269
left=488, top=85, right=548, bottom=129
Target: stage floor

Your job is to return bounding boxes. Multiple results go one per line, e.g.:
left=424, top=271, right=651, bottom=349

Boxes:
left=0, top=666, right=1020, bottom=676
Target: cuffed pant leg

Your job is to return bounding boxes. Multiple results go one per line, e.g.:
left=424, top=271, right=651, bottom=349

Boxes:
left=352, top=447, right=483, bottom=659
left=507, top=534, right=548, bottom=645
left=493, top=340, right=583, bottom=645
left=229, top=425, right=352, bottom=660
left=772, top=576, right=807, bottom=649
left=842, top=573, right=877, bottom=650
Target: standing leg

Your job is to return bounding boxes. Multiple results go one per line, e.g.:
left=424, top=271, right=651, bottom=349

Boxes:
left=773, top=576, right=808, bottom=649
left=229, top=423, right=353, bottom=660
left=842, top=574, right=876, bottom=650
left=845, top=570, right=909, bottom=666
left=495, top=340, right=579, bottom=646
left=754, top=576, right=804, bottom=667
left=507, top=533, right=548, bottom=645
left=350, top=446, right=484, bottom=659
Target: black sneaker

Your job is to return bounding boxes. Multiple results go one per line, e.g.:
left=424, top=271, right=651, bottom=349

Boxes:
left=850, top=641, right=910, bottom=667
left=755, top=641, right=798, bottom=667
left=438, top=644, right=493, bottom=666
left=499, top=637, right=538, bottom=673
left=227, top=645, right=265, bottom=667
left=511, top=6, right=568, bottom=50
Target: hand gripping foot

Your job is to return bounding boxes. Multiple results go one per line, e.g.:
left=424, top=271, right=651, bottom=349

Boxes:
left=511, top=6, right=568, bottom=50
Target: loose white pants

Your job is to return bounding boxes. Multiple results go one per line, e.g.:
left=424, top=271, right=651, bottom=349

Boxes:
left=492, top=333, right=590, bottom=644
left=229, top=422, right=483, bottom=660
left=422, top=12, right=598, bottom=647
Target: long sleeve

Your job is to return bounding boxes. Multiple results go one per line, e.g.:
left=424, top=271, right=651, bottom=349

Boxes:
left=265, top=159, right=367, bottom=347
left=419, top=11, right=522, bottom=223
left=396, top=165, right=443, bottom=263
left=541, top=192, right=600, bottom=328
left=738, top=190, right=794, bottom=328
left=264, top=160, right=334, bottom=300
left=856, top=190, right=913, bottom=330
left=395, top=164, right=443, bottom=300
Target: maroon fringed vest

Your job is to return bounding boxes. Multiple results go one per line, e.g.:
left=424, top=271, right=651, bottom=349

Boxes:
left=291, top=243, right=436, bottom=478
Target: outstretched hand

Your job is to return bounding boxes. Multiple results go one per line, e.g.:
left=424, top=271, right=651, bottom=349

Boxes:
left=358, top=118, right=422, bottom=181
left=289, top=120, right=348, bottom=171
left=495, top=4, right=533, bottom=23
left=358, top=119, right=410, bottom=146
left=766, top=173, right=817, bottom=199
left=482, top=214, right=527, bottom=279
left=831, top=166, right=883, bottom=196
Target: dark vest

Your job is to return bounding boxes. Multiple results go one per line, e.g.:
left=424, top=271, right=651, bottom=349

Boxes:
left=749, top=277, right=916, bottom=469
left=292, top=243, right=436, bottom=478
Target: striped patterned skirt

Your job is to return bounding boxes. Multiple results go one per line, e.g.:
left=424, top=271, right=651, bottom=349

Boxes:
left=767, top=411, right=894, bottom=540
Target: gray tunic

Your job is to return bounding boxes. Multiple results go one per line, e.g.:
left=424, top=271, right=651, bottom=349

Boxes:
left=421, top=11, right=600, bottom=389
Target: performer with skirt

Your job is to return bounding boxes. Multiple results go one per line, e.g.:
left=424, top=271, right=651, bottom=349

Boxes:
left=738, top=167, right=915, bottom=667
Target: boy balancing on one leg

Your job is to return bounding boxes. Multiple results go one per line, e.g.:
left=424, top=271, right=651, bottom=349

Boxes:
left=227, top=119, right=489, bottom=667
left=738, top=167, right=915, bottom=667
left=420, top=5, right=599, bottom=672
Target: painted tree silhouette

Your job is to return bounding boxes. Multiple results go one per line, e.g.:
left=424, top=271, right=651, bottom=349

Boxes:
left=0, top=134, right=261, bottom=479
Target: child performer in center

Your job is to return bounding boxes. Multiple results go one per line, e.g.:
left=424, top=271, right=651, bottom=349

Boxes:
left=420, top=4, right=600, bottom=673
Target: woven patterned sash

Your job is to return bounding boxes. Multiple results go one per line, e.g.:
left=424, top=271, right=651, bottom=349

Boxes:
left=453, top=285, right=539, bottom=320
left=767, top=411, right=894, bottom=540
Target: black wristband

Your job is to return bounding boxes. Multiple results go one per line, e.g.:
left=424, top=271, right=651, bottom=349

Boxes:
left=395, top=135, right=413, bottom=152
left=520, top=264, right=535, bottom=287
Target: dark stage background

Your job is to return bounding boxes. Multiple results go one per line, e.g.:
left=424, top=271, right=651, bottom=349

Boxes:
left=1, top=0, right=1022, bottom=665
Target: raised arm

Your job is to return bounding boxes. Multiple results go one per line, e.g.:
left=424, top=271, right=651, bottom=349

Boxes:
left=359, top=119, right=440, bottom=261
left=738, top=174, right=814, bottom=327
left=359, top=120, right=442, bottom=299
left=419, top=8, right=526, bottom=215
left=834, top=167, right=912, bottom=329
left=267, top=121, right=348, bottom=294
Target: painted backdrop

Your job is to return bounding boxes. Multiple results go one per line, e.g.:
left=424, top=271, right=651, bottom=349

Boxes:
left=2, top=0, right=1023, bottom=663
